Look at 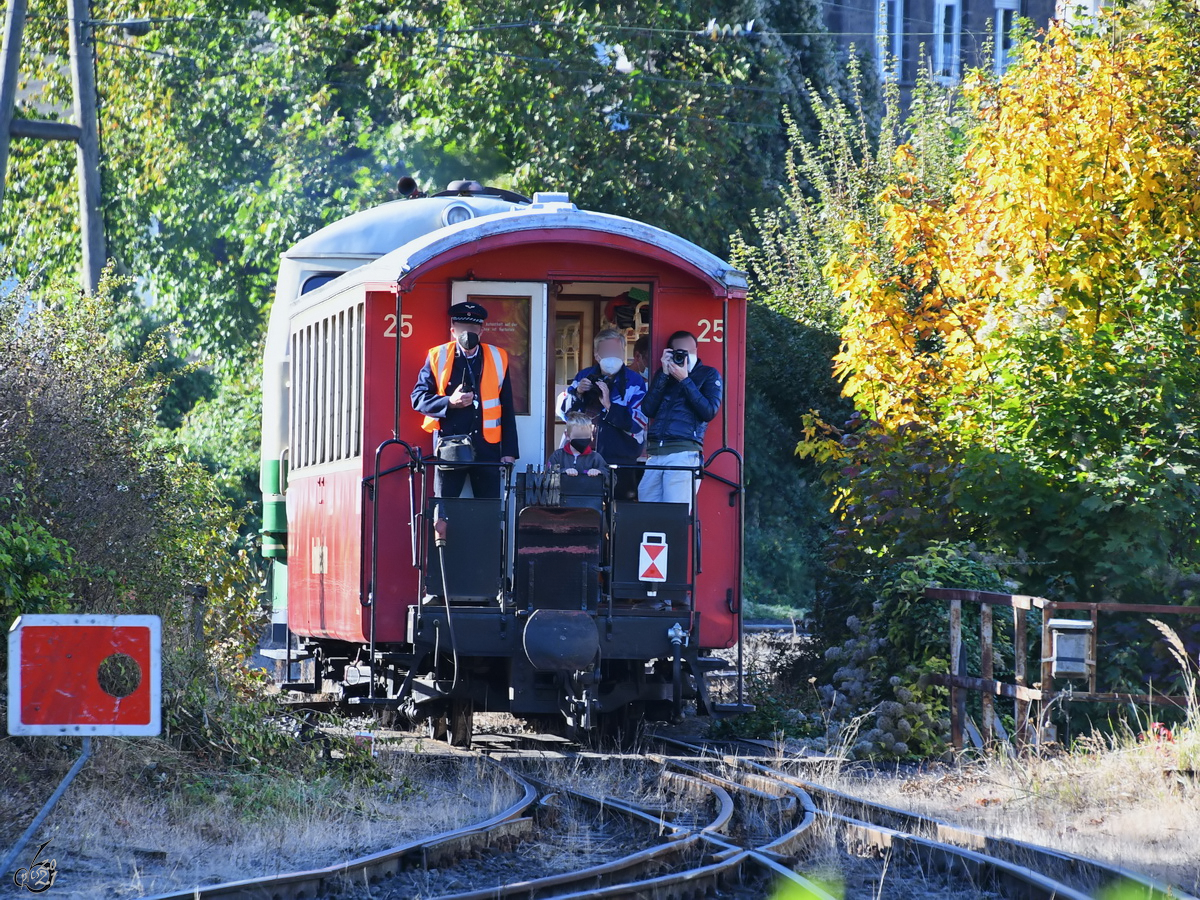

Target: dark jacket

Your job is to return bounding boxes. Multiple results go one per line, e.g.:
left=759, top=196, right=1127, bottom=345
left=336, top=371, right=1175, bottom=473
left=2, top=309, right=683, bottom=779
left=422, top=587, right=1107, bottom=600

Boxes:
left=411, top=344, right=519, bottom=459
left=546, top=445, right=608, bottom=474
left=566, top=364, right=647, bottom=464
left=642, top=361, right=722, bottom=451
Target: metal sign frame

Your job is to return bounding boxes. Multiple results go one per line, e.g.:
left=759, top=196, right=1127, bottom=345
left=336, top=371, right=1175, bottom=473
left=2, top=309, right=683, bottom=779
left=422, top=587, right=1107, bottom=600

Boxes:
left=7, top=614, right=162, bottom=736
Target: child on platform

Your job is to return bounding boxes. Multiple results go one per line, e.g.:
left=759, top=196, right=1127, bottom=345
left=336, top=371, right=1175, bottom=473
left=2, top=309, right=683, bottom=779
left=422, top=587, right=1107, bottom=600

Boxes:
left=547, top=412, right=607, bottom=476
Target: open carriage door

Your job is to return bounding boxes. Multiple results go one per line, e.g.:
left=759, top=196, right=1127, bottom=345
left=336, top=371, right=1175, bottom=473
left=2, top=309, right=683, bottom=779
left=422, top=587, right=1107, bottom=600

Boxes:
left=450, top=281, right=549, bottom=470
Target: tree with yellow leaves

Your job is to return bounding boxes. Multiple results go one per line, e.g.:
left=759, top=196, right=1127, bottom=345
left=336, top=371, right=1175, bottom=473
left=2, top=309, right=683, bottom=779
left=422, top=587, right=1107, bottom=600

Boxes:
left=807, top=1, right=1200, bottom=604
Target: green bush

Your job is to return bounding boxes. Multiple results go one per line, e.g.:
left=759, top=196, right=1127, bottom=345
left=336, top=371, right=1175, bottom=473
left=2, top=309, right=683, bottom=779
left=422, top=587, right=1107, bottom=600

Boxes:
left=0, top=268, right=264, bottom=725
left=0, top=487, right=75, bottom=621
left=820, top=542, right=1008, bottom=758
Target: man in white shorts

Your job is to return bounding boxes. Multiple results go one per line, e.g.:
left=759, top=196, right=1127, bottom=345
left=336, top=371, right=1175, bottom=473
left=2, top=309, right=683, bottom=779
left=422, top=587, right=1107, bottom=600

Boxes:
left=638, top=331, right=722, bottom=510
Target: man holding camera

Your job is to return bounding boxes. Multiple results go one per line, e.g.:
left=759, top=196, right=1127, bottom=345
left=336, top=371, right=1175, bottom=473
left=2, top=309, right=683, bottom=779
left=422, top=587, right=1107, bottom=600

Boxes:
left=638, top=330, right=722, bottom=510
left=412, top=301, right=518, bottom=498
left=565, top=328, right=647, bottom=501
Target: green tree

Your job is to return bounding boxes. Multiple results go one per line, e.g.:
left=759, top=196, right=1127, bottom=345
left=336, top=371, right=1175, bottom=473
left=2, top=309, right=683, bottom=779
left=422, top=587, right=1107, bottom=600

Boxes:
left=0, top=268, right=257, bottom=669
left=732, top=63, right=963, bottom=617
left=6, top=0, right=843, bottom=369
left=812, top=6, right=1200, bottom=604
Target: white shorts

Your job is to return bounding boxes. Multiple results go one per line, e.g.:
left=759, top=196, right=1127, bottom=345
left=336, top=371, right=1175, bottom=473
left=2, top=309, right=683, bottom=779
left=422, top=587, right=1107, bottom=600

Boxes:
left=637, top=450, right=701, bottom=510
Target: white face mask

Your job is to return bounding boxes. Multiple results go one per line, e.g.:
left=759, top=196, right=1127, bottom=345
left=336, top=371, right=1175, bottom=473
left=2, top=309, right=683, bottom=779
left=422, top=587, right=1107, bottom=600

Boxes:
left=686, top=352, right=698, bottom=372
left=598, top=356, right=624, bottom=376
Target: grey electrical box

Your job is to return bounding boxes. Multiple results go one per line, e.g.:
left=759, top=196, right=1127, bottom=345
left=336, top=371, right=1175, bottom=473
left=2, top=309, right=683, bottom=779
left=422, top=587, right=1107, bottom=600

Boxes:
left=1048, top=618, right=1094, bottom=679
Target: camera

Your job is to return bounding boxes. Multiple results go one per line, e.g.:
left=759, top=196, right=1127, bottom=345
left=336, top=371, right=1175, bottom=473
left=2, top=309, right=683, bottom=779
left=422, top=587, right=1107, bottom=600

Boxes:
left=582, top=374, right=615, bottom=405
left=670, top=348, right=689, bottom=365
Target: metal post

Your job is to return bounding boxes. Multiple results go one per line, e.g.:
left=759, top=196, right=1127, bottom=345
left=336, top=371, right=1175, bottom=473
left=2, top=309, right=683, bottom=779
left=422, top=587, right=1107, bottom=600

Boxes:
left=68, top=0, right=105, bottom=293
left=980, top=602, right=994, bottom=746
left=949, top=595, right=962, bottom=750
left=1088, top=606, right=1099, bottom=694
left=0, top=0, right=28, bottom=209
left=1013, top=605, right=1028, bottom=747
left=1, top=737, right=92, bottom=877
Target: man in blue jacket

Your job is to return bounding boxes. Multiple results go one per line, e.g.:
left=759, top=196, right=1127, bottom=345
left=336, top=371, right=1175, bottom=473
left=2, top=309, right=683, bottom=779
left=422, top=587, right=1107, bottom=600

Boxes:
left=565, top=328, right=647, bottom=500
left=639, top=330, right=722, bottom=510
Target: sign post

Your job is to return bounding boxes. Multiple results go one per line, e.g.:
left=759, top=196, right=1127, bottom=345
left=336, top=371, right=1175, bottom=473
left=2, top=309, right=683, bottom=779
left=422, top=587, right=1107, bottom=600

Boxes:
left=4, top=614, right=161, bottom=880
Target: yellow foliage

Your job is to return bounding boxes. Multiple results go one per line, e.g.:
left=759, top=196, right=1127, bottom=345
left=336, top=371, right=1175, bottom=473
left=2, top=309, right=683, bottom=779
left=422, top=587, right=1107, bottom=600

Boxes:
left=828, top=12, right=1200, bottom=426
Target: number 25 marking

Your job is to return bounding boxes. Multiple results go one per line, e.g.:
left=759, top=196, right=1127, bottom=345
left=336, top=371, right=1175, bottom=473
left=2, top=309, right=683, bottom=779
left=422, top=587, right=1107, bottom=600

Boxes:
left=696, top=318, right=724, bottom=343
left=384, top=313, right=413, bottom=338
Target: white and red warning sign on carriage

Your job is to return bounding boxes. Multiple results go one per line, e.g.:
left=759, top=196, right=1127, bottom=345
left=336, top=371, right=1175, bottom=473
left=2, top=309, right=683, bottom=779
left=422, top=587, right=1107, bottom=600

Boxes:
left=6, top=615, right=161, bottom=736
left=638, top=532, right=669, bottom=583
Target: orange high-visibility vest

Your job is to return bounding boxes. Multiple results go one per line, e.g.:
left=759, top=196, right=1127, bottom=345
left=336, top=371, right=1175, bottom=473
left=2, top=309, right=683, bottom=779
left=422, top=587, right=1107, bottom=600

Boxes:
left=420, top=340, right=508, bottom=443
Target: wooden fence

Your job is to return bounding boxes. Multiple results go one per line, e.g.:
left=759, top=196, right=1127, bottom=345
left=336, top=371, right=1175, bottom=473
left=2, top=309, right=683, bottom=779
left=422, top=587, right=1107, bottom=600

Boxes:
left=923, top=588, right=1200, bottom=750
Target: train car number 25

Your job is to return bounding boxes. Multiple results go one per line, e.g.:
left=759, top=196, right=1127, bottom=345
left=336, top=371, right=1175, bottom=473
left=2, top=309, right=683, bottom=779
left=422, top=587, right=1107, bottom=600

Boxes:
left=696, top=318, right=724, bottom=343
left=384, top=313, right=414, bottom=338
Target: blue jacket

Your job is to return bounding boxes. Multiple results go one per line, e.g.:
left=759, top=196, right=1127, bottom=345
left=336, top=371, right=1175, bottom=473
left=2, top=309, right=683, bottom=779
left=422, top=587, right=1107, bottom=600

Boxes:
left=566, top=364, right=647, bottom=464
left=642, top=361, right=722, bottom=450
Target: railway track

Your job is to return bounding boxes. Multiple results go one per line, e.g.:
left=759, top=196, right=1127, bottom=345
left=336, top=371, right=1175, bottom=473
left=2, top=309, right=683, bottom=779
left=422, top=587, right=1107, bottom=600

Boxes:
left=135, top=729, right=1198, bottom=900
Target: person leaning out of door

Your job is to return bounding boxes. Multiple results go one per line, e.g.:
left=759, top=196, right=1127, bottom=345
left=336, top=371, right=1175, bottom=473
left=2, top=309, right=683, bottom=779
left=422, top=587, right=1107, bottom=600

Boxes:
left=638, top=330, right=721, bottom=511
left=411, top=301, right=518, bottom=498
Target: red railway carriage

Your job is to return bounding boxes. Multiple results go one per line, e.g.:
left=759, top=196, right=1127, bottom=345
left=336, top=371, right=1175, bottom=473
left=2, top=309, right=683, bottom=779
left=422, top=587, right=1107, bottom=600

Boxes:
left=259, top=183, right=752, bottom=743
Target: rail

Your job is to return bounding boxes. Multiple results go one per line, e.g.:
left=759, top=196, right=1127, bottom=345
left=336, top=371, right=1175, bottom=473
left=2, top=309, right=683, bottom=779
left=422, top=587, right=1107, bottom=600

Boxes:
left=137, top=757, right=537, bottom=900
left=652, top=733, right=1193, bottom=900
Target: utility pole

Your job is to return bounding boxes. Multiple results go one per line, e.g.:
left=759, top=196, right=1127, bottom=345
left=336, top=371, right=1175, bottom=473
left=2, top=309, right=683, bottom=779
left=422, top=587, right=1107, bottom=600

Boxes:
left=0, top=0, right=105, bottom=294
left=0, top=0, right=29, bottom=210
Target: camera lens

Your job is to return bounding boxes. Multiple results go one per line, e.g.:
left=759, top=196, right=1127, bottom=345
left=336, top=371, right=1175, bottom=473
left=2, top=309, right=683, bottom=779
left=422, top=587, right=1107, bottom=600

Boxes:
left=671, top=348, right=688, bottom=364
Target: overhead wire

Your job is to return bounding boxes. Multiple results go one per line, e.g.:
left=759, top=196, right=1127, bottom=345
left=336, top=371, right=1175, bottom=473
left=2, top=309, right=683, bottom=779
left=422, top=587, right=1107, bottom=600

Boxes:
left=50, top=7, right=985, bottom=138
left=76, top=14, right=802, bottom=128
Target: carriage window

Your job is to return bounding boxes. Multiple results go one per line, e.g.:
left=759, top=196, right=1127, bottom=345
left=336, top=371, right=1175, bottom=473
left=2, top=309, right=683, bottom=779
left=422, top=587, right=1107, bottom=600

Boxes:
left=468, top=294, right=532, bottom=415
left=289, top=302, right=365, bottom=469
left=301, top=272, right=342, bottom=295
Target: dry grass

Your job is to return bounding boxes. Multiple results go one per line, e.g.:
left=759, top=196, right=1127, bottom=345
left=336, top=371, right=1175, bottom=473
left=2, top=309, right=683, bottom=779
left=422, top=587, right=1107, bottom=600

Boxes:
left=830, top=727, right=1200, bottom=894
left=0, top=737, right=523, bottom=899
left=771, top=619, right=1200, bottom=895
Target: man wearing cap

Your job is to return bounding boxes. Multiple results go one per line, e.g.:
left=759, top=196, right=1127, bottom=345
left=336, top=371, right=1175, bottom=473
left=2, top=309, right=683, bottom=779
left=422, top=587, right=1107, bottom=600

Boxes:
left=412, top=301, right=519, bottom=497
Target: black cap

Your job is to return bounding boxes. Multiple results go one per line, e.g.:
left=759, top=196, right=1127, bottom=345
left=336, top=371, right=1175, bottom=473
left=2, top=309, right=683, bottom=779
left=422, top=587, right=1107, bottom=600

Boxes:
left=449, top=301, right=488, bottom=325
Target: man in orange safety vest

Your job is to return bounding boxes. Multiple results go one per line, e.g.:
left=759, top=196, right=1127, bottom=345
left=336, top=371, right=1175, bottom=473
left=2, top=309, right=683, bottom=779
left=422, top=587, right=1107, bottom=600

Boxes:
left=411, top=301, right=518, bottom=497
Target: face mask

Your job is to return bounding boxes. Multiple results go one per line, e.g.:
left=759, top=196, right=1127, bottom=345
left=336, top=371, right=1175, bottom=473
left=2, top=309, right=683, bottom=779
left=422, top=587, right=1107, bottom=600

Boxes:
left=686, top=352, right=698, bottom=372
left=570, top=438, right=592, bottom=453
left=456, top=331, right=480, bottom=352
left=598, top=356, right=623, bottom=376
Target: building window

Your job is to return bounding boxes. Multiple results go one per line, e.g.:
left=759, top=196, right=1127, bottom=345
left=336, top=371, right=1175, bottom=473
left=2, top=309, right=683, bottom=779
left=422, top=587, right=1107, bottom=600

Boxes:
left=1056, top=0, right=1104, bottom=28
left=994, top=0, right=1019, bottom=74
left=933, top=0, right=962, bottom=83
left=875, top=0, right=904, bottom=79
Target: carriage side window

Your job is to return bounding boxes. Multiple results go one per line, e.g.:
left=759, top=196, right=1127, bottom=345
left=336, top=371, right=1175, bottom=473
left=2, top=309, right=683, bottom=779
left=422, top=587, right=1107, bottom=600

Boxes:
left=289, top=302, right=365, bottom=469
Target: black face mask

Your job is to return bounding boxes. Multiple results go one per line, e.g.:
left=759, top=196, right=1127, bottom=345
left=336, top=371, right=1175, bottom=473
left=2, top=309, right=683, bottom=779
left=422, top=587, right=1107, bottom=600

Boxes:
left=456, top=331, right=480, bottom=352
left=569, top=438, right=592, bottom=453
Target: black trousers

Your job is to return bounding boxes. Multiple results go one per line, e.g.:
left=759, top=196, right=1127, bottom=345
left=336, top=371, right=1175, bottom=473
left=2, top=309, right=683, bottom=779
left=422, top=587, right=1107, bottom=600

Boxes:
left=435, top=435, right=504, bottom=498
